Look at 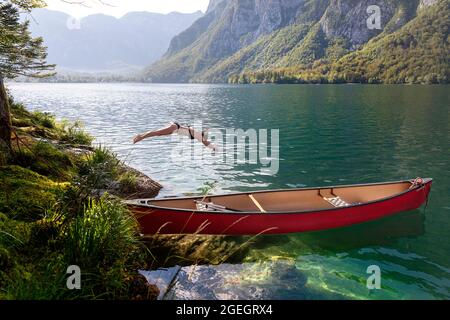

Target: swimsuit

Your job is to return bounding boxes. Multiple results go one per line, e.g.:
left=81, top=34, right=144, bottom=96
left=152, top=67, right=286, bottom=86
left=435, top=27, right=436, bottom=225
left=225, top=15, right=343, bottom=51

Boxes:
left=173, top=122, right=194, bottom=139
left=173, top=122, right=206, bottom=141
left=188, top=126, right=195, bottom=140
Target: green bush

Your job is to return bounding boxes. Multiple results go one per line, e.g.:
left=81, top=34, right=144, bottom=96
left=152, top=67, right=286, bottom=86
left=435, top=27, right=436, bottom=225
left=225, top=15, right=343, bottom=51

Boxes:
left=31, top=111, right=56, bottom=129
left=77, top=146, right=121, bottom=190
left=59, top=120, right=94, bottom=146
left=89, top=146, right=119, bottom=169
left=64, top=196, right=140, bottom=269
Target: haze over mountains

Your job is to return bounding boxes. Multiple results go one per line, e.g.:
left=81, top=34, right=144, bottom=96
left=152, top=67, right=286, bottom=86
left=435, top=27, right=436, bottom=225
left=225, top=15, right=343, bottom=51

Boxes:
left=26, top=9, right=203, bottom=72
left=145, top=0, right=449, bottom=84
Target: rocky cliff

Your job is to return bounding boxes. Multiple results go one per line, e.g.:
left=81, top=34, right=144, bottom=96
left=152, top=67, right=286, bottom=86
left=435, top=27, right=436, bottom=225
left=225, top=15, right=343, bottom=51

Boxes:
left=144, top=0, right=448, bottom=84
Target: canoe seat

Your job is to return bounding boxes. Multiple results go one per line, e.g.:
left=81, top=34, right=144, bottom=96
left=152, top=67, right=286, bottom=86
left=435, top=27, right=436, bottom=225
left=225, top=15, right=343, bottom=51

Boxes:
left=323, top=196, right=350, bottom=208
left=248, top=194, right=266, bottom=213
left=195, top=200, right=231, bottom=212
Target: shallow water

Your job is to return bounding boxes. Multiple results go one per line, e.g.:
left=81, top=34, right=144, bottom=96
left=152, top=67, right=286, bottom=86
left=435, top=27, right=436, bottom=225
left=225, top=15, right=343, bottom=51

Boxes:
left=9, top=82, right=450, bottom=299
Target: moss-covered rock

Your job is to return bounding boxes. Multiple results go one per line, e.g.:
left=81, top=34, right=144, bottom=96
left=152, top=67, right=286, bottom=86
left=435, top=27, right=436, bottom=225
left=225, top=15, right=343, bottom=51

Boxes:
left=11, top=116, right=33, bottom=128
left=114, top=165, right=162, bottom=198
left=0, top=212, right=33, bottom=271
left=74, top=147, right=162, bottom=198
left=0, top=165, right=68, bottom=221
left=12, top=141, right=75, bottom=180
left=16, top=126, right=61, bottom=140
left=0, top=212, right=32, bottom=245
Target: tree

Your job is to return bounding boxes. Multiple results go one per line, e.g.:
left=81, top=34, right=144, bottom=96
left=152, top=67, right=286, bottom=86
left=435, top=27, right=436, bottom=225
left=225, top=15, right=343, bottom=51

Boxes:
left=0, top=0, right=54, bottom=151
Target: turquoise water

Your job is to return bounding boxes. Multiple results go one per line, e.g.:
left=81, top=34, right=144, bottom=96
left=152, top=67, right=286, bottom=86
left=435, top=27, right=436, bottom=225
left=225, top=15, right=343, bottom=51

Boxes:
left=9, top=83, right=450, bottom=299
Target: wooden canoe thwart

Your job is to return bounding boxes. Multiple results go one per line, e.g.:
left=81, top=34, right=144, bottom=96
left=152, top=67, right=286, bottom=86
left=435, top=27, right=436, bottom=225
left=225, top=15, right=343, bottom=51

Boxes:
left=124, top=178, right=433, bottom=235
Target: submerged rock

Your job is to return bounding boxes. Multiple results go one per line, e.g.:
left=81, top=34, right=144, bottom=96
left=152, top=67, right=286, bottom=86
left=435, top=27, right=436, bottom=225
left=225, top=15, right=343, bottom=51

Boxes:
left=144, top=260, right=310, bottom=300
left=128, top=274, right=161, bottom=300
left=139, top=266, right=182, bottom=300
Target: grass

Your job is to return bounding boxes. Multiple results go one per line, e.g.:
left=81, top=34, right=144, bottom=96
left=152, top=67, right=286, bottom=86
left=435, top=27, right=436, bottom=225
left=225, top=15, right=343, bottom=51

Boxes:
left=32, top=111, right=56, bottom=129
left=0, top=195, right=152, bottom=300
left=1, top=257, right=70, bottom=300
left=76, top=145, right=122, bottom=191
left=59, top=120, right=94, bottom=146
left=11, top=102, right=93, bottom=146
left=64, top=196, right=140, bottom=268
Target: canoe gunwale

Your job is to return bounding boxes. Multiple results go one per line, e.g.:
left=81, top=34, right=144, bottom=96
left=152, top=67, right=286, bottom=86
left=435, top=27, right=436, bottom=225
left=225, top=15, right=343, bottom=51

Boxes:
left=126, top=178, right=433, bottom=216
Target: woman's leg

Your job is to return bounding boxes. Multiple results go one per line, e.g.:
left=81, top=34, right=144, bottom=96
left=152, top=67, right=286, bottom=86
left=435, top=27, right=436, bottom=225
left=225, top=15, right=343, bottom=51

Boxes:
left=144, top=123, right=178, bottom=137
left=133, top=122, right=178, bottom=144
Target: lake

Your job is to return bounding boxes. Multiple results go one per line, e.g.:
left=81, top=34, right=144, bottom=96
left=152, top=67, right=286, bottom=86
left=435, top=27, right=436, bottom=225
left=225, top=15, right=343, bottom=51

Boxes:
left=8, top=82, right=450, bottom=299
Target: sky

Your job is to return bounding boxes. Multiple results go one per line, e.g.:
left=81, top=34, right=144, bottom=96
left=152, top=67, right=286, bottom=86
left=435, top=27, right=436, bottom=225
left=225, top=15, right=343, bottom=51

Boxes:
left=44, top=0, right=210, bottom=18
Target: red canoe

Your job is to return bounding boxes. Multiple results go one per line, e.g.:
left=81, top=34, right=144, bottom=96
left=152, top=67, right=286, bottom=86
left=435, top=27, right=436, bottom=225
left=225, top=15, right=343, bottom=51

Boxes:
left=125, top=178, right=432, bottom=235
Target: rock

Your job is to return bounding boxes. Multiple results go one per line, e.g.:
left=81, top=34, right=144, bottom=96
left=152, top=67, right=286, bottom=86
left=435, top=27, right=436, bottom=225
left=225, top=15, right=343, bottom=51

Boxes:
left=114, top=163, right=162, bottom=198
left=158, top=260, right=309, bottom=300
left=128, top=274, right=160, bottom=300
left=206, top=0, right=225, bottom=13
left=64, top=145, right=163, bottom=199
left=139, top=266, right=182, bottom=299
left=64, top=144, right=95, bottom=156
left=148, top=0, right=306, bottom=82
left=192, top=0, right=303, bottom=52
left=319, top=0, right=399, bottom=48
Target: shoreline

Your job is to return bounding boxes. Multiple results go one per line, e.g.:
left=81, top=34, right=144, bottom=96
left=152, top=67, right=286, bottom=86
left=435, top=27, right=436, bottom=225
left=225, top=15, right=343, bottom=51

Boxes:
left=7, top=80, right=450, bottom=85
left=0, top=100, right=249, bottom=300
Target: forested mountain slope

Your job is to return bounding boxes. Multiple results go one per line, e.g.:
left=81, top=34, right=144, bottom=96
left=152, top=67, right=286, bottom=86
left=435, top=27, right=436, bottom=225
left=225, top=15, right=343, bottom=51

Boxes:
left=144, top=0, right=448, bottom=84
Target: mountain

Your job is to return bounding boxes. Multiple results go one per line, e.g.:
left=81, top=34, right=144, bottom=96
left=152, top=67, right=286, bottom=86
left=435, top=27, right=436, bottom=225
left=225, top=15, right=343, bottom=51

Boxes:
left=26, top=9, right=203, bottom=72
left=144, top=0, right=449, bottom=84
